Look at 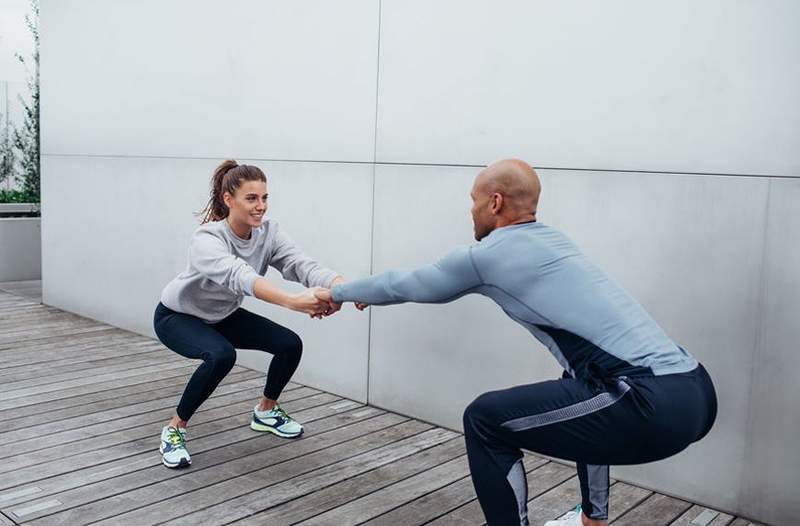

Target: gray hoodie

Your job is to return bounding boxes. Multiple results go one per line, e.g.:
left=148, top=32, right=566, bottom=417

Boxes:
left=161, top=218, right=339, bottom=322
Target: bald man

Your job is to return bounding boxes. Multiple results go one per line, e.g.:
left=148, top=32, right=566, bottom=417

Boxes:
left=318, top=159, right=717, bottom=526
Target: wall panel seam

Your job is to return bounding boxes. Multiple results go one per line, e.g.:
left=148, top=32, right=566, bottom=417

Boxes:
left=39, top=154, right=799, bottom=180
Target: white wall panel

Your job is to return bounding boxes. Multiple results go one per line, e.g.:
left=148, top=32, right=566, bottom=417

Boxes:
left=741, top=178, right=800, bottom=526
left=376, top=0, right=800, bottom=175
left=41, top=0, right=379, bottom=162
left=41, top=155, right=372, bottom=401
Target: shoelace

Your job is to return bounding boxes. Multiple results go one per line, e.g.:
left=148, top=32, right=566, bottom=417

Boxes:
left=273, top=406, right=291, bottom=420
left=167, top=428, right=187, bottom=449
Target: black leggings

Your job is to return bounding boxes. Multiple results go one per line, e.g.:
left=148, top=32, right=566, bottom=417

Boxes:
left=463, top=364, right=717, bottom=525
left=153, top=303, right=303, bottom=421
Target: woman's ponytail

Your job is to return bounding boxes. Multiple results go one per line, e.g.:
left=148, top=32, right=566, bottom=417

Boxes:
left=199, top=160, right=239, bottom=223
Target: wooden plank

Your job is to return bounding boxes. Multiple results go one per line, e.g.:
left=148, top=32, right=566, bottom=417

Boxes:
left=427, top=458, right=576, bottom=526
left=0, top=394, right=351, bottom=510
left=0, top=339, right=158, bottom=373
left=670, top=504, right=736, bottom=526
left=173, top=429, right=463, bottom=526
left=0, top=323, right=112, bottom=346
left=8, top=402, right=383, bottom=523
left=0, top=352, right=181, bottom=391
left=608, top=482, right=653, bottom=522
left=0, top=511, right=16, bottom=526
left=0, top=384, right=318, bottom=476
left=0, top=370, right=263, bottom=433
left=0, top=344, right=166, bottom=379
left=613, top=493, right=693, bottom=526
left=362, top=455, right=550, bottom=526
left=0, top=324, right=117, bottom=347
left=0, top=375, right=267, bottom=442
left=0, top=360, right=197, bottom=402
left=0, top=364, right=242, bottom=422
left=0, top=363, right=199, bottom=411
left=0, top=328, right=131, bottom=356
left=0, top=336, right=163, bottom=370
left=233, top=436, right=468, bottom=526
left=58, top=416, right=426, bottom=526
left=291, top=454, right=470, bottom=526
left=364, top=475, right=474, bottom=526
left=0, top=317, right=105, bottom=337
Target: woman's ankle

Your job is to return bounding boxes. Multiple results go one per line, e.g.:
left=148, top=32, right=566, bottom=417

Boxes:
left=581, top=512, right=607, bottom=526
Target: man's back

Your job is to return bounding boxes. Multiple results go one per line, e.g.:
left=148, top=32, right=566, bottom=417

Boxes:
left=470, top=222, right=697, bottom=378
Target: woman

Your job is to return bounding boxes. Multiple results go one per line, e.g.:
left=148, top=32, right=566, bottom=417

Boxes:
left=154, top=160, right=341, bottom=468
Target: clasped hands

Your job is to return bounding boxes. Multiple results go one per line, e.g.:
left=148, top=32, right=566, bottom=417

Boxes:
left=290, top=287, right=367, bottom=319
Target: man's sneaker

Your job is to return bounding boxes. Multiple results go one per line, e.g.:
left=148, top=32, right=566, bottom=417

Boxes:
left=159, top=425, right=191, bottom=468
left=545, top=505, right=584, bottom=525
left=250, top=405, right=303, bottom=438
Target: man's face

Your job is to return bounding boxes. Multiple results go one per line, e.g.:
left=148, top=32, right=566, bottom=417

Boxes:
left=470, top=177, right=494, bottom=241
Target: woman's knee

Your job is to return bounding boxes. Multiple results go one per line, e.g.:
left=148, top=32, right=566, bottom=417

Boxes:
left=277, top=331, right=303, bottom=361
left=205, top=344, right=237, bottom=374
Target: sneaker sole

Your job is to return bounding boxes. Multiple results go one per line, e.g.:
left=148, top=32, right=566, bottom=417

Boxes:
left=161, top=457, right=191, bottom=469
left=250, top=420, right=303, bottom=438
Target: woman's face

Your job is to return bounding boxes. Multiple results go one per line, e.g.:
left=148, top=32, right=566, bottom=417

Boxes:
left=224, top=180, right=268, bottom=230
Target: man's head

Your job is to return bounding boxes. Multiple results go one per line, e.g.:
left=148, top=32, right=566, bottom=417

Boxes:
left=470, top=159, right=541, bottom=241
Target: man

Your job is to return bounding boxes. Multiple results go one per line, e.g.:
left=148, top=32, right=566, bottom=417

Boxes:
left=317, top=159, right=717, bottom=526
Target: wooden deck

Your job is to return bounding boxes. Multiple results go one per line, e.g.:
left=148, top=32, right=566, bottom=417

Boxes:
left=0, top=286, right=760, bottom=526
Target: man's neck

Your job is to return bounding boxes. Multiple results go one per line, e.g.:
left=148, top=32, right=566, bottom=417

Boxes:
left=496, top=214, right=536, bottom=229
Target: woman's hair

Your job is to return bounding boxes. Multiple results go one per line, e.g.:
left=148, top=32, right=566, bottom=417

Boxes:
left=199, top=160, right=267, bottom=223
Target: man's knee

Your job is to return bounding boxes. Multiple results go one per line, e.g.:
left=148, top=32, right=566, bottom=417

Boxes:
left=464, top=391, right=501, bottom=433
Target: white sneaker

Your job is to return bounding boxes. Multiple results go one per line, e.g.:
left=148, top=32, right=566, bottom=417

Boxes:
left=250, top=405, right=303, bottom=438
left=159, top=425, right=191, bottom=468
left=544, top=505, right=583, bottom=526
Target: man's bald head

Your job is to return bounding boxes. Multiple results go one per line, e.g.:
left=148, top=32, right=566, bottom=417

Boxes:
left=474, top=159, right=541, bottom=216
left=470, top=159, right=541, bottom=241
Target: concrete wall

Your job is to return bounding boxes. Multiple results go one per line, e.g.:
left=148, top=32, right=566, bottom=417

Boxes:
left=40, top=1, right=800, bottom=523
left=0, top=217, right=41, bottom=281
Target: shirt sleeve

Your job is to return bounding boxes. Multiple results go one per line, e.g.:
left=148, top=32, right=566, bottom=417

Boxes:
left=189, top=230, right=261, bottom=296
left=269, top=223, right=340, bottom=288
left=332, top=246, right=482, bottom=305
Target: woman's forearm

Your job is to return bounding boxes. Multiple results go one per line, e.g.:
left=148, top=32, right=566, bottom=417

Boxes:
left=253, top=277, right=294, bottom=309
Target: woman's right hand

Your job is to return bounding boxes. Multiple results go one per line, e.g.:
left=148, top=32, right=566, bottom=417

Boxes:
left=288, top=287, right=331, bottom=317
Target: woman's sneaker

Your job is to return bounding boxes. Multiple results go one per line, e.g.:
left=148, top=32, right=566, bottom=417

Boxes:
left=545, top=505, right=584, bottom=525
left=250, top=405, right=303, bottom=438
left=159, top=426, right=191, bottom=468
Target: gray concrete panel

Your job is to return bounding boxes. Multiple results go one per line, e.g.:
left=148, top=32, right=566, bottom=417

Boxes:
left=40, top=0, right=379, bottom=162
left=375, top=0, right=800, bottom=175
left=41, top=155, right=372, bottom=402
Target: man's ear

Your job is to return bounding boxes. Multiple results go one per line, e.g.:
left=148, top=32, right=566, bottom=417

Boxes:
left=490, top=193, right=503, bottom=215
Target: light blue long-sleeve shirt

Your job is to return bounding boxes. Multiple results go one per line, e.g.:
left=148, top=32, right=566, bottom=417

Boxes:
left=333, top=222, right=697, bottom=378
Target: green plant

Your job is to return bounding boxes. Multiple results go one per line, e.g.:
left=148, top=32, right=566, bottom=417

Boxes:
left=0, top=111, right=15, bottom=186
left=12, top=0, right=39, bottom=202
left=0, top=189, right=37, bottom=203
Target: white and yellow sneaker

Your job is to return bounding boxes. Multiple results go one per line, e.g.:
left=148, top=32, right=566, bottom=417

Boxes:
left=250, top=405, right=303, bottom=438
left=159, top=425, right=191, bottom=468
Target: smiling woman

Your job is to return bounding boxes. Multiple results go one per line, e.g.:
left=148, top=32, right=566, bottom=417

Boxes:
left=152, top=159, right=347, bottom=469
